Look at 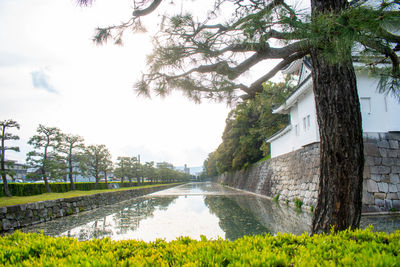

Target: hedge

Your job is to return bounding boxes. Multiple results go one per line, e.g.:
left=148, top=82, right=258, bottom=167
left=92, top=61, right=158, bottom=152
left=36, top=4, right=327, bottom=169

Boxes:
left=0, top=228, right=399, bottom=266
left=0, top=182, right=158, bottom=197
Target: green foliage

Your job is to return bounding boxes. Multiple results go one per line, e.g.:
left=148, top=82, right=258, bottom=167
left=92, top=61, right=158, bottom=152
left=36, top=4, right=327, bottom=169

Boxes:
left=286, top=199, right=289, bottom=207
left=1, top=228, right=399, bottom=266
left=310, top=205, right=314, bottom=213
left=203, top=78, right=295, bottom=177
left=295, top=198, right=303, bottom=210
left=273, top=194, right=280, bottom=202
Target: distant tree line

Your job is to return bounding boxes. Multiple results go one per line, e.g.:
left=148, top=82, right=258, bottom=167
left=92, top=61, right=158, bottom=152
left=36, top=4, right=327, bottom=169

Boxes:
left=202, top=79, right=296, bottom=178
left=0, top=121, right=190, bottom=197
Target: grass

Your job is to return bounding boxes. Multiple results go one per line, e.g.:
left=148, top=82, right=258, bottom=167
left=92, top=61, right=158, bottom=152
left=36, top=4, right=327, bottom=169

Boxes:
left=0, top=183, right=179, bottom=207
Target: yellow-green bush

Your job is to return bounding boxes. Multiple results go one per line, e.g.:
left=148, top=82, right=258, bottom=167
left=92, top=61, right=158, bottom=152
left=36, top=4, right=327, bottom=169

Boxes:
left=0, top=228, right=399, bottom=266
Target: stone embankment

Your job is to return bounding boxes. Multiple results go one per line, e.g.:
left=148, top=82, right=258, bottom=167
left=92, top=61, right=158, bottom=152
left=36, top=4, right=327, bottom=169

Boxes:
left=0, top=184, right=180, bottom=233
left=217, top=132, right=400, bottom=213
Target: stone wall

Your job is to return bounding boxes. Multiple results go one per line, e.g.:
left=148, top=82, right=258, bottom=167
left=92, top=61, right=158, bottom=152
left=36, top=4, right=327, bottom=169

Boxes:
left=217, top=132, right=400, bottom=213
left=0, top=184, right=180, bottom=233
left=362, top=132, right=400, bottom=212
left=218, top=143, right=320, bottom=208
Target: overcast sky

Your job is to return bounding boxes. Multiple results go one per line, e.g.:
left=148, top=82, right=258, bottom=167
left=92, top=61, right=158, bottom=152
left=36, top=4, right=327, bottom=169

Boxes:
left=0, top=0, right=236, bottom=167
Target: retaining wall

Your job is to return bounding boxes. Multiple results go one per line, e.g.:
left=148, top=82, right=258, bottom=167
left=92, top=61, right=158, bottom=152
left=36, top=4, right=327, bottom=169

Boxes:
left=0, top=184, right=180, bottom=233
left=217, top=132, right=400, bottom=212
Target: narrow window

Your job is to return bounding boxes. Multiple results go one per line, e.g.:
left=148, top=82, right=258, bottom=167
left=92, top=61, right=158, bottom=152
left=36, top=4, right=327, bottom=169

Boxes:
left=303, top=117, right=307, bottom=131
left=360, top=97, right=371, bottom=114
left=295, top=124, right=299, bottom=136
left=307, top=115, right=310, bottom=130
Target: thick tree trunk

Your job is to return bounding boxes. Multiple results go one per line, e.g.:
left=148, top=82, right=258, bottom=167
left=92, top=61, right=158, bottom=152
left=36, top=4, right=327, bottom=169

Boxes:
left=311, top=0, right=364, bottom=233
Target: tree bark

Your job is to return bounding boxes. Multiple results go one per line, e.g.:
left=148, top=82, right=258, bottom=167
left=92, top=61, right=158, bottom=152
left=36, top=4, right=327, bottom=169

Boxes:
left=1, top=127, right=11, bottom=197
left=311, top=0, right=364, bottom=233
left=43, top=146, right=51, bottom=193
left=68, top=148, right=75, bottom=190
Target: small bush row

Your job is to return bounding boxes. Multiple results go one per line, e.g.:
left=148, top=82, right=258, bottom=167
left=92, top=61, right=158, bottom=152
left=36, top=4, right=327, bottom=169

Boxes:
left=0, top=228, right=399, bottom=266
left=0, top=182, right=159, bottom=197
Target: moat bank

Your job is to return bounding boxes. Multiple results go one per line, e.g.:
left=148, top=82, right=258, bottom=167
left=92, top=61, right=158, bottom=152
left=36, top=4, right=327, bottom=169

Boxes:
left=216, top=132, right=400, bottom=213
left=0, top=184, right=181, bottom=233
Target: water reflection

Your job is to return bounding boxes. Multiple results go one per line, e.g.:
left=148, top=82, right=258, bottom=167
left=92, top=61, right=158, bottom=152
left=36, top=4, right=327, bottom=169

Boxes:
left=21, top=183, right=399, bottom=241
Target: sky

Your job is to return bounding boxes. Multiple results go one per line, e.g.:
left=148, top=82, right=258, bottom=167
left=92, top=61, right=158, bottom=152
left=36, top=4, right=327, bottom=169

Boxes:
left=0, top=0, right=234, bottom=168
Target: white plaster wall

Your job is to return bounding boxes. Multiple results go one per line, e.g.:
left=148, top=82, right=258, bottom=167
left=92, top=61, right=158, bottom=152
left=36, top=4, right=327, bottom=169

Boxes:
left=270, top=128, right=294, bottom=157
left=357, top=74, right=400, bottom=132
left=269, top=72, right=400, bottom=158
left=296, top=88, right=319, bottom=146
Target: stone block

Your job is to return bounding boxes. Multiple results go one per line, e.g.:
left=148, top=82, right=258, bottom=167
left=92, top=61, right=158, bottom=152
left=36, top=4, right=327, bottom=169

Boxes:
left=390, top=174, right=400, bottom=184
left=374, top=157, right=382, bottom=165
left=366, top=132, right=380, bottom=141
left=392, top=166, right=400, bottom=174
left=370, top=166, right=390, bottom=174
left=387, top=193, right=399, bottom=200
left=379, top=148, right=388, bottom=158
left=363, top=165, right=370, bottom=178
left=362, top=192, right=375, bottom=204
left=381, top=175, right=390, bottom=183
left=389, top=184, right=398, bottom=193
left=377, top=140, right=390, bottom=148
left=374, top=192, right=386, bottom=199
left=385, top=199, right=393, bottom=209
left=366, top=179, right=379, bottom=192
left=0, top=207, right=6, bottom=214
left=389, top=140, right=399, bottom=149
left=370, top=174, right=382, bottom=182
left=382, top=158, right=395, bottom=166
left=388, top=150, right=398, bottom=158
left=379, top=132, right=389, bottom=140
left=375, top=199, right=385, bottom=206
left=2, top=219, right=12, bottom=231
left=388, top=132, right=400, bottom=140
left=378, top=182, right=389, bottom=193
left=365, top=156, right=375, bottom=166
left=393, top=200, right=400, bottom=210
left=364, top=143, right=380, bottom=157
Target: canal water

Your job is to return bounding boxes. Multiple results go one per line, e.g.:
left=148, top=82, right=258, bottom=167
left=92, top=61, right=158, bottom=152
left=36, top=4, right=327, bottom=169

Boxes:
left=21, top=183, right=400, bottom=241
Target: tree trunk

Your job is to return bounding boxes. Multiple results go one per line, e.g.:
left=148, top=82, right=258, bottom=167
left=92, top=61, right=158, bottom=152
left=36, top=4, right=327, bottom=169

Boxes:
left=42, top=167, right=51, bottom=193
left=1, top=127, right=11, bottom=197
left=68, top=151, right=75, bottom=190
left=311, top=0, right=364, bottom=233
left=94, top=174, right=99, bottom=190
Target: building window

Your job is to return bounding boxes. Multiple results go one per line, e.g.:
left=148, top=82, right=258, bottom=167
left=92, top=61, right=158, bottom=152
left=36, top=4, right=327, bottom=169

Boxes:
left=303, top=117, right=307, bottom=131
left=307, top=115, right=310, bottom=130
left=360, top=97, right=371, bottom=114
left=295, top=124, right=299, bottom=136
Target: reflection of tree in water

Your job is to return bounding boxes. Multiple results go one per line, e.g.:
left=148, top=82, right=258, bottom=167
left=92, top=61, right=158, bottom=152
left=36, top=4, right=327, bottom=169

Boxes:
left=63, top=196, right=177, bottom=241
left=204, top=196, right=270, bottom=240
left=69, top=216, right=113, bottom=240
left=112, top=197, right=177, bottom=235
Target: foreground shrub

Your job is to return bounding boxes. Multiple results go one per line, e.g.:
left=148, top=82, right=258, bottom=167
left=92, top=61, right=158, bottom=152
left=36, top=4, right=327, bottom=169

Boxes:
left=0, top=228, right=399, bottom=266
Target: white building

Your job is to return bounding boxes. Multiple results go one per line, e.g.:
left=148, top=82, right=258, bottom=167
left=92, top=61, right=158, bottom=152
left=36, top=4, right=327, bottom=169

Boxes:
left=267, top=58, right=400, bottom=158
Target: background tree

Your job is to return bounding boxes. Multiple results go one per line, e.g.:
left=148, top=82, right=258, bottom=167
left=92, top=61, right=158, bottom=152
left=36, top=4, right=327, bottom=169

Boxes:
left=84, top=144, right=111, bottom=189
left=143, top=161, right=156, bottom=183
left=204, top=79, right=294, bottom=175
left=27, top=124, right=63, bottom=193
left=78, top=0, right=400, bottom=233
left=99, top=149, right=113, bottom=185
left=61, top=134, right=85, bottom=190
left=115, top=156, right=132, bottom=184
left=0, top=119, right=20, bottom=197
